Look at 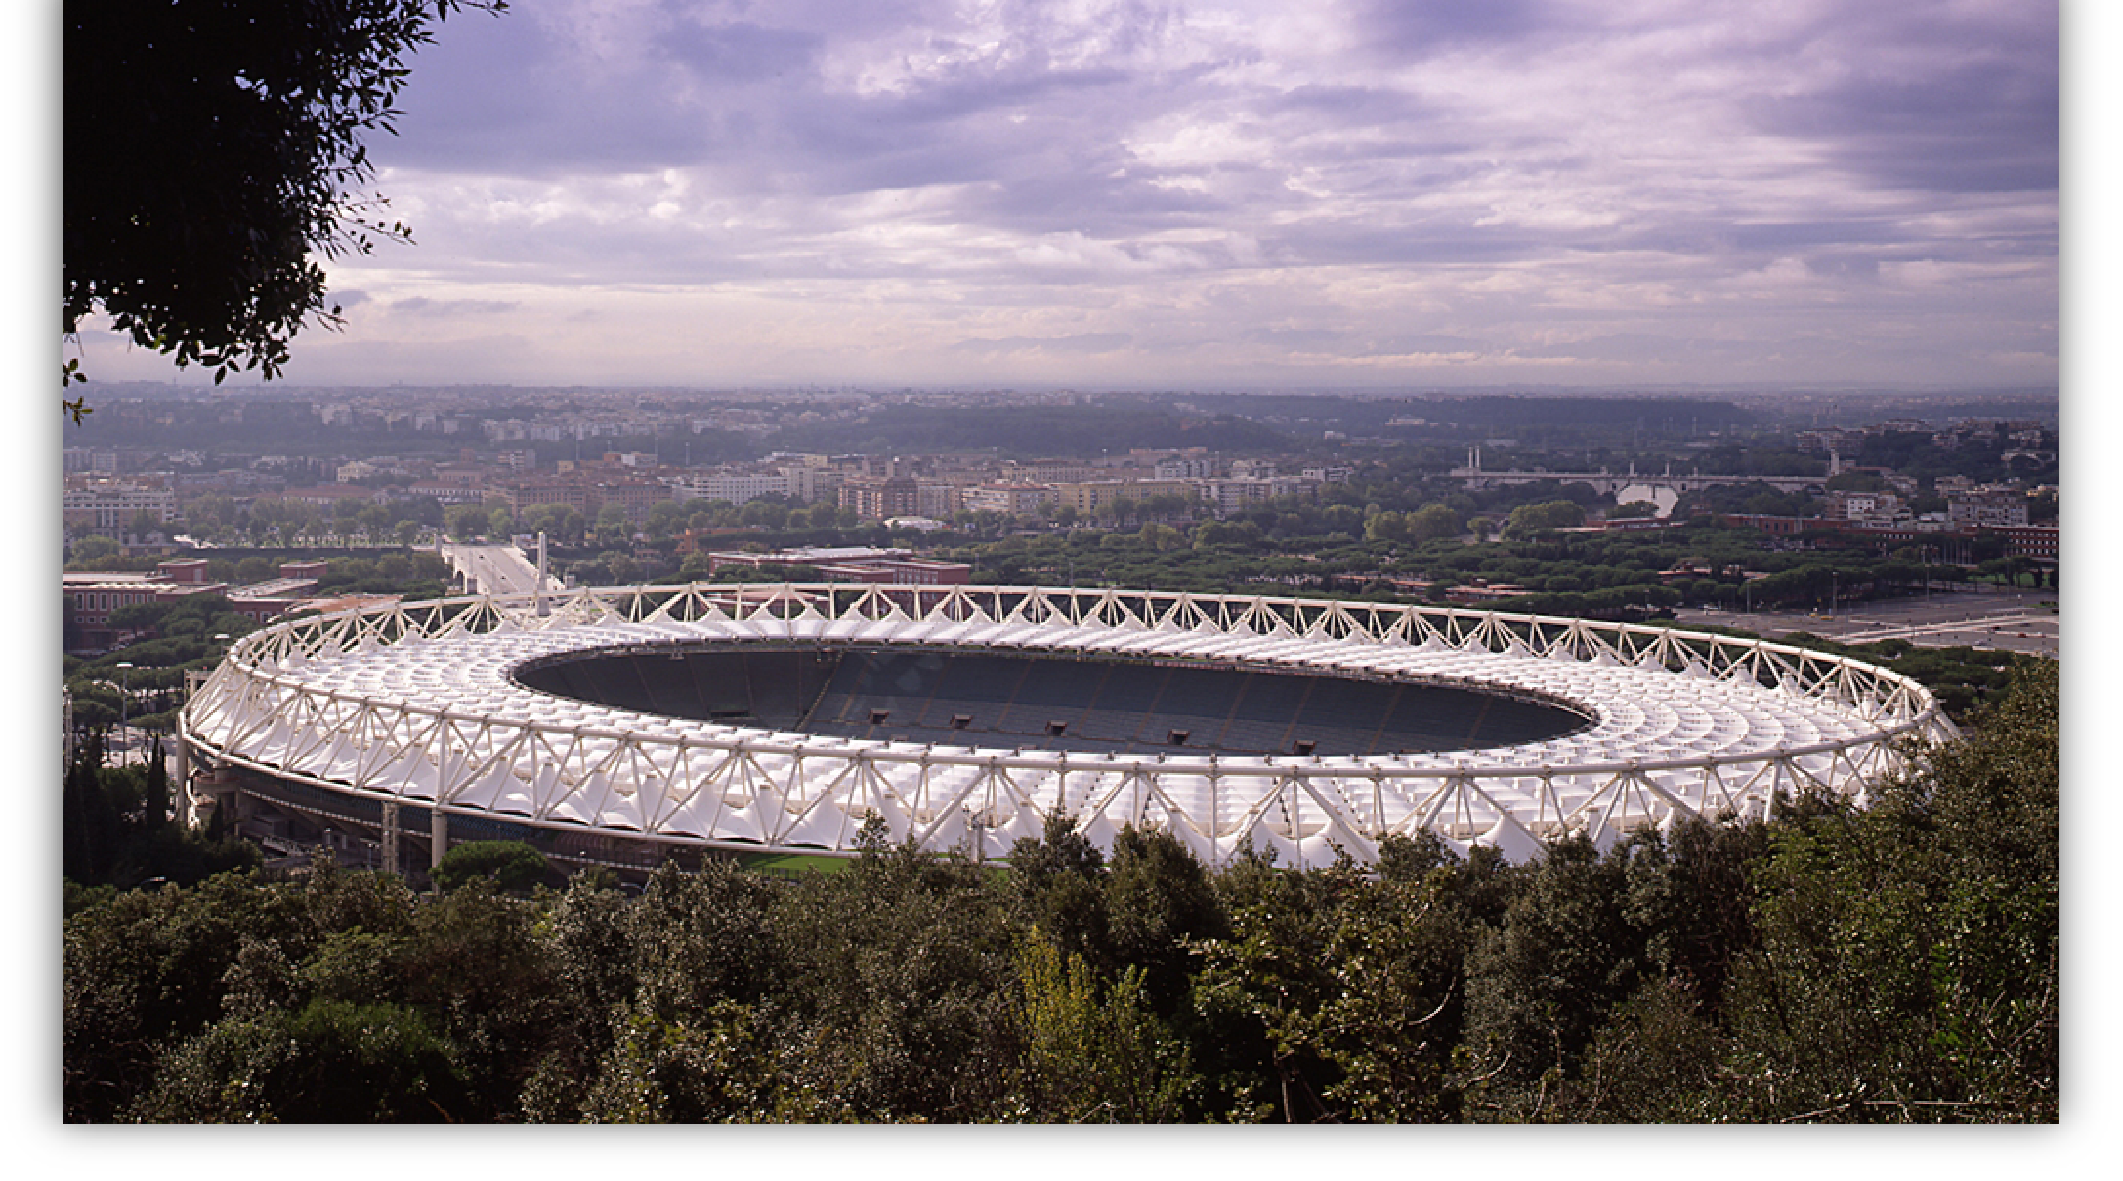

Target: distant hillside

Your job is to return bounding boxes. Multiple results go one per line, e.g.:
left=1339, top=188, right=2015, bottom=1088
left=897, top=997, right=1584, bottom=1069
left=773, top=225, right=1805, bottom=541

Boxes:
left=765, top=402, right=1293, bottom=457
left=1180, top=392, right=1758, bottom=433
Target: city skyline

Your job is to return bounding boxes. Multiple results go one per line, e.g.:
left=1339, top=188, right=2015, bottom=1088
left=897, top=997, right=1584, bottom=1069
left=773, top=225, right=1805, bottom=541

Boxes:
left=67, top=1, right=2059, bottom=392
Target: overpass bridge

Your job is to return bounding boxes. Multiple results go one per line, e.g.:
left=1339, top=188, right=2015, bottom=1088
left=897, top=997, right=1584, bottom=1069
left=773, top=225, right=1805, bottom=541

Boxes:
left=1447, top=465, right=1826, bottom=498
left=436, top=540, right=565, bottom=598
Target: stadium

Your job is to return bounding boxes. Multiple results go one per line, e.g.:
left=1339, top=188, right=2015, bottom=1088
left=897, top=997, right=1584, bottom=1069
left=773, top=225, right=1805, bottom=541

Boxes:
left=178, top=583, right=1956, bottom=876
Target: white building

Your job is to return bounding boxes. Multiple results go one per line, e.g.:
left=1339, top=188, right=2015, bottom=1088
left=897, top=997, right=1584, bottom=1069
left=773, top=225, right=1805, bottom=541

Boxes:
left=1949, top=492, right=2030, bottom=529
left=780, top=464, right=841, bottom=505
left=1155, top=457, right=1219, bottom=480
left=1827, top=490, right=1902, bottom=523
left=1194, top=476, right=1314, bottom=514
left=961, top=483, right=1057, bottom=515
left=62, top=482, right=178, bottom=534
left=671, top=471, right=791, bottom=505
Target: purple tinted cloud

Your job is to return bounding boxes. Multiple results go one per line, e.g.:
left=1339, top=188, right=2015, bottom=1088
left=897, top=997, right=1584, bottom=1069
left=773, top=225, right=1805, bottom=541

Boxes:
left=85, top=0, right=2045, bottom=390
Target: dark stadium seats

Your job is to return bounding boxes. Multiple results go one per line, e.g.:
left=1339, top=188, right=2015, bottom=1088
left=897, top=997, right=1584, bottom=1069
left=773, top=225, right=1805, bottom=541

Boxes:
left=513, top=644, right=1588, bottom=757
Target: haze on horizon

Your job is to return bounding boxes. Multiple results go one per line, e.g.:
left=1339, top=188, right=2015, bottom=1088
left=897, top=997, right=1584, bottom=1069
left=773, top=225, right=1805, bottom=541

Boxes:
left=68, top=0, right=2059, bottom=393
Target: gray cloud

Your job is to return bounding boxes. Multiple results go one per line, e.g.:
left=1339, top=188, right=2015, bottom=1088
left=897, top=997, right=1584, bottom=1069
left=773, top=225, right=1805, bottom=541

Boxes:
left=251, top=0, right=2060, bottom=389
left=1349, top=0, right=1573, bottom=60
left=951, top=332, right=1135, bottom=354
left=388, top=297, right=522, bottom=316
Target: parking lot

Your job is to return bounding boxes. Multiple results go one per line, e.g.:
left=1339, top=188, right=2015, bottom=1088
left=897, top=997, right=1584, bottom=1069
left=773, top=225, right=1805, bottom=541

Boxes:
left=1675, top=587, right=2059, bottom=659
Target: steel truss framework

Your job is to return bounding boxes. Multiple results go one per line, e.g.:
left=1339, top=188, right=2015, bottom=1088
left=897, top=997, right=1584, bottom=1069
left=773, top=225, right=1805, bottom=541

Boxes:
left=181, top=583, right=1956, bottom=868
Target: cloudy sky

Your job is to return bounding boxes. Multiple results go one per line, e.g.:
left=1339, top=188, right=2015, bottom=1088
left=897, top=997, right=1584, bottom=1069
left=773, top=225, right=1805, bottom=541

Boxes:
left=75, top=0, right=2060, bottom=390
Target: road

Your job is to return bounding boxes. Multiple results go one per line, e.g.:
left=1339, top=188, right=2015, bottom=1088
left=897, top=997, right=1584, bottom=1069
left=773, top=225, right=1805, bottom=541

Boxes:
left=1675, top=587, right=2059, bottom=659
left=437, top=542, right=564, bottom=598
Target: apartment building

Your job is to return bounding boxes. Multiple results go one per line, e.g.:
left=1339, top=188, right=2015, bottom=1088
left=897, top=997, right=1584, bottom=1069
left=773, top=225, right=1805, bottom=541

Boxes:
left=961, top=483, right=1057, bottom=515
left=62, top=480, right=179, bottom=535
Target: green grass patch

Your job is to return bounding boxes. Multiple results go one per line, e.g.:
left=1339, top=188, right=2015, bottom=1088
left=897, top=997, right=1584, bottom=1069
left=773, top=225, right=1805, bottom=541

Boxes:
left=736, top=851, right=853, bottom=877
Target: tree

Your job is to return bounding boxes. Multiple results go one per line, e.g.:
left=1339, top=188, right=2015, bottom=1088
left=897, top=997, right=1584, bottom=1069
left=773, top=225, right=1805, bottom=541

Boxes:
left=1408, top=503, right=1464, bottom=542
left=1365, top=510, right=1412, bottom=544
left=1457, top=834, right=1642, bottom=1118
left=447, top=503, right=491, bottom=542
left=1009, top=812, right=1113, bottom=976
left=1716, top=661, right=2058, bottom=1122
left=132, top=999, right=472, bottom=1122
left=1138, top=522, right=1185, bottom=552
left=597, top=503, right=634, bottom=540
left=69, top=535, right=120, bottom=565
left=183, top=492, right=240, bottom=539
left=1502, top=500, right=1587, bottom=539
left=63, top=732, right=121, bottom=885
left=64, top=1, right=508, bottom=405
left=142, top=738, right=170, bottom=834
left=1103, top=827, right=1226, bottom=1016
left=1012, top=939, right=1198, bottom=1121
left=431, top=841, right=550, bottom=894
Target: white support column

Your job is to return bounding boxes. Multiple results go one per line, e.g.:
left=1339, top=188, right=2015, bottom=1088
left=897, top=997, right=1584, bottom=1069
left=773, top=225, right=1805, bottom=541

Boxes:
left=430, top=807, right=448, bottom=873
left=171, top=733, right=188, bottom=813
left=536, top=531, right=550, bottom=617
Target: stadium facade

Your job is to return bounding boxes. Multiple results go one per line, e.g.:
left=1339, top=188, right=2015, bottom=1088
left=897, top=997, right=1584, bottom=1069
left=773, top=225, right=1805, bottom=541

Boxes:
left=178, top=583, right=1955, bottom=876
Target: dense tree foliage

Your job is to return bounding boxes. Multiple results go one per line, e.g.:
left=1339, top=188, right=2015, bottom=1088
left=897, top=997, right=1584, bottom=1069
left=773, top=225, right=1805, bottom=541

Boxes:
left=64, top=1, right=505, bottom=395
left=432, top=841, right=554, bottom=893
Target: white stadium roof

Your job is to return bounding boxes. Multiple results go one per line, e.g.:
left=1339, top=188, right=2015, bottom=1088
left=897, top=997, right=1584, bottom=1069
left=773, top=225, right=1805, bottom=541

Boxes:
left=182, top=584, right=1954, bottom=868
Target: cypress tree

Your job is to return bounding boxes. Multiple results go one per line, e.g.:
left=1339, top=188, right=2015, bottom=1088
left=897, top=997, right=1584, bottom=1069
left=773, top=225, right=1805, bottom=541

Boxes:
left=143, top=738, right=169, bottom=833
